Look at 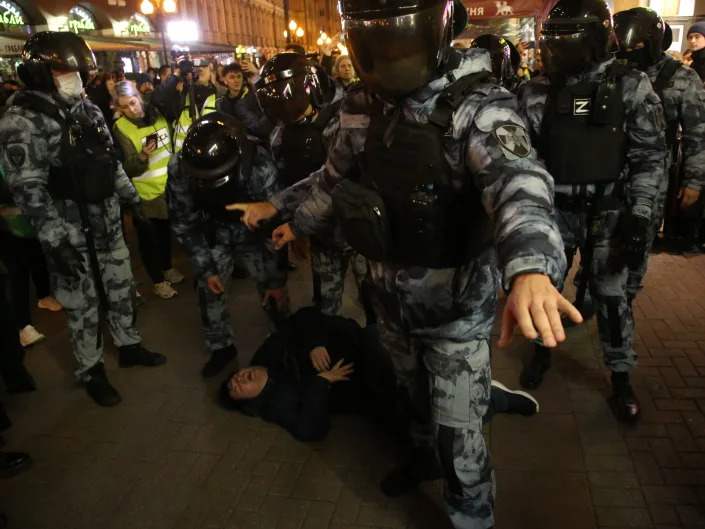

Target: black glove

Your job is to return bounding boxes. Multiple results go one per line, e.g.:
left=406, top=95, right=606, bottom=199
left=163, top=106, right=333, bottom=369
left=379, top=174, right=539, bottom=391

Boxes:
left=130, top=203, right=149, bottom=225
left=50, top=242, right=86, bottom=280
left=622, top=215, right=650, bottom=270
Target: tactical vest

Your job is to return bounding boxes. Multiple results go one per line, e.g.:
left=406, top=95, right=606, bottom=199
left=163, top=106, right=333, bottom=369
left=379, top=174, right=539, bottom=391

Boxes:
left=538, top=64, right=628, bottom=185
left=333, top=72, right=495, bottom=269
left=114, top=114, right=172, bottom=201
left=188, top=136, right=256, bottom=222
left=13, top=92, right=117, bottom=203
left=279, top=100, right=342, bottom=186
left=651, top=59, right=681, bottom=151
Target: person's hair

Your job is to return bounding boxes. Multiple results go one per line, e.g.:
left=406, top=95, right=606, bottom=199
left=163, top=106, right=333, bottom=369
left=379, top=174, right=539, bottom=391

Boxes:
left=285, top=44, right=306, bottom=55
left=158, top=64, right=171, bottom=77
left=3, top=80, right=19, bottom=88
left=147, top=67, right=157, bottom=75
left=222, top=63, right=244, bottom=77
left=334, top=55, right=353, bottom=76
left=219, top=372, right=242, bottom=410
left=115, top=80, right=142, bottom=102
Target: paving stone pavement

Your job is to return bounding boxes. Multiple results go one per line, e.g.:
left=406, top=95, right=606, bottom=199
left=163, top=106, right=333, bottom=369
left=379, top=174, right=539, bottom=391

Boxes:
left=1, top=239, right=705, bottom=529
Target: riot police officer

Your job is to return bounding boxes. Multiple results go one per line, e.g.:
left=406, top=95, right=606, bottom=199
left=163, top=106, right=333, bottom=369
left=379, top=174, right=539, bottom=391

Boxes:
left=518, top=0, right=667, bottom=422
left=166, top=112, right=289, bottom=378
left=228, top=1, right=581, bottom=527
left=0, top=32, right=166, bottom=407
left=613, top=8, right=705, bottom=297
left=231, top=53, right=354, bottom=316
left=470, top=34, right=525, bottom=94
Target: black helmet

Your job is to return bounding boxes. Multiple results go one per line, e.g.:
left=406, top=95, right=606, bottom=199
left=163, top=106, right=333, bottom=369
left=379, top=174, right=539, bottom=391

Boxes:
left=338, top=0, right=459, bottom=98
left=18, top=32, right=97, bottom=91
left=453, top=0, right=468, bottom=39
left=471, top=34, right=514, bottom=84
left=540, top=0, right=615, bottom=75
left=181, top=112, right=245, bottom=205
left=255, top=53, right=329, bottom=125
left=613, top=7, right=665, bottom=70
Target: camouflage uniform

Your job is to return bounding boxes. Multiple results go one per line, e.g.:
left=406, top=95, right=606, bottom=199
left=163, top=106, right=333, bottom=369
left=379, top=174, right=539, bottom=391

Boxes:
left=0, top=91, right=143, bottom=381
left=627, top=55, right=705, bottom=298
left=166, top=143, right=288, bottom=353
left=288, top=48, right=567, bottom=529
left=269, top=87, right=358, bottom=316
left=519, top=57, right=667, bottom=372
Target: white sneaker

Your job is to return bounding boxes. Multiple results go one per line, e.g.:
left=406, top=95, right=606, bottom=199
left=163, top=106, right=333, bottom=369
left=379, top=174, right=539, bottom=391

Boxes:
left=153, top=281, right=177, bottom=299
left=37, top=296, right=62, bottom=312
left=163, top=268, right=185, bottom=284
left=19, top=325, right=45, bottom=347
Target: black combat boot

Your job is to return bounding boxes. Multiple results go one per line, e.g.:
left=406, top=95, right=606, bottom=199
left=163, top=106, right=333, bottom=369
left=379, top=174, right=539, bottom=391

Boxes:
left=519, top=344, right=552, bottom=389
left=611, top=371, right=641, bottom=422
left=202, top=345, right=238, bottom=378
left=118, top=344, right=167, bottom=367
left=85, top=362, right=121, bottom=407
left=380, top=446, right=443, bottom=497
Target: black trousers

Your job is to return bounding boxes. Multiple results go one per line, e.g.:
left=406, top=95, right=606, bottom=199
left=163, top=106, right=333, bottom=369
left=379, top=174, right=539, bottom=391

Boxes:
left=134, top=217, right=173, bottom=284
left=0, top=232, right=51, bottom=329
left=0, top=276, right=29, bottom=386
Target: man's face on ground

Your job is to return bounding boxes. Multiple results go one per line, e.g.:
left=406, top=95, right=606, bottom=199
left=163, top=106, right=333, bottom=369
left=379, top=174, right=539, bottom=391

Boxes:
left=228, top=367, right=268, bottom=400
left=689, top=32, right=705, bottom=51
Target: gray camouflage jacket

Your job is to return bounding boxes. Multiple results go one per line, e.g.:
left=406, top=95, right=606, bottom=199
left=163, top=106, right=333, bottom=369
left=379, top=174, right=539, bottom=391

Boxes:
left=519, top=57, right=667, bottom=220
left=166, top=142, right=287, bottom=288
left=0, top=90, right=140, bottom=252
left=646, top=53, right=705, bottom=192
left=288, top=48, right=566, bottom=298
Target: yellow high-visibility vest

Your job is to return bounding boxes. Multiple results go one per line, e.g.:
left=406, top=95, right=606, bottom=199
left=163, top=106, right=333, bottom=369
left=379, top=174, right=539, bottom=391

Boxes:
left=114, top=114, right=172, bottom=201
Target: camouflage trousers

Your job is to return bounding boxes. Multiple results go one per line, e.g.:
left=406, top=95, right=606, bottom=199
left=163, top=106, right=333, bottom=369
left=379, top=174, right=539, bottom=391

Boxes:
left=52, top=240, right=140, bottom=381
left=310, top=238, right=359, bottom=316
left=555, top=205, right=636, bottom=373
left=627, top=177, right=669, bottom=300
left=196, top=238, right=290, bottom=352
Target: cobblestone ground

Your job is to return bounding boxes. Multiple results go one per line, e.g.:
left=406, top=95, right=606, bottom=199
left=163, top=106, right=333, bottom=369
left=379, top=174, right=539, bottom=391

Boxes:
left=1, top=238, right=704, bottom=529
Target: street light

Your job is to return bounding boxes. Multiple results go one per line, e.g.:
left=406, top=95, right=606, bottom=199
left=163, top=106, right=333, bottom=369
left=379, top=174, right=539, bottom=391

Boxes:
left=289, top=20, right=297, bottom=31
left=140, top=0, right=177, bottom=66
left=295, top=27, right=304, bottom=38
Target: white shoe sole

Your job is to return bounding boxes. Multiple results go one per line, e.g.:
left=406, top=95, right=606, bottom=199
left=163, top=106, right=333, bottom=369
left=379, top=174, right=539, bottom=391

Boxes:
left=491, top=379, right=540, bottom=413
left=20, top=334, right=45, bottom=347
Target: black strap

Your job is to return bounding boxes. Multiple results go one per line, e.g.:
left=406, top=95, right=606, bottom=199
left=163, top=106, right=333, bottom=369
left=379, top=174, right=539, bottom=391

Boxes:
left=428, top=71, right=496, bottom=130
left=652, top=59, right=680, bottom=104
left=574, top=184, right=606, bottom=311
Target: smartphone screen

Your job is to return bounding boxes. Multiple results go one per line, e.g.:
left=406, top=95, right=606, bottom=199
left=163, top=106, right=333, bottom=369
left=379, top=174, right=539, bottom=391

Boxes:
left=146, top=133, right=159, bottom=145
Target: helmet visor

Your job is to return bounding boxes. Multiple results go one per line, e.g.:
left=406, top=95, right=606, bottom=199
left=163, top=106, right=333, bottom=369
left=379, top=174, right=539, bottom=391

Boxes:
left=343, top=2, right=451, bottom=98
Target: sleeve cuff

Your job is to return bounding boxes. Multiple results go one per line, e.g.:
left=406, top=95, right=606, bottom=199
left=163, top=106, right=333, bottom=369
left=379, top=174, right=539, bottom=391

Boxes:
left=631, top=202, right=652, bottom=220
left=503, top=255, right=564, bottom=292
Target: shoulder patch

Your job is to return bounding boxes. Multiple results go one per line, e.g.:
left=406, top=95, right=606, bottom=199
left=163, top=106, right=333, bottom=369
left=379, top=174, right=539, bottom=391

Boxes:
left=493, top=124, right=531, bottom=159
left=5, top=144, right=27, bottom=169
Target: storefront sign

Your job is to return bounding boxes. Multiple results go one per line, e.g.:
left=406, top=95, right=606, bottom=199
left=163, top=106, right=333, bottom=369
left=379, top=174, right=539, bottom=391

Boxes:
left=463, top=0, right=546, bottom=18
left=0, top=35, right=26, bottom=55
left=128, top=13, right=152, bottom=35
left=0, top=1, right=24, bottom=26
left=68, top=6, right=97, bottom=33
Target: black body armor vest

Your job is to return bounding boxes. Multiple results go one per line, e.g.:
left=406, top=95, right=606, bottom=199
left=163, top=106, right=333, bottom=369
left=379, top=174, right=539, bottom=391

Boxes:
left=538, top=64, right=628, bottom=185
left=13, top=93, right=117, bottom=203
left=279, top=100, right=341, bottom=185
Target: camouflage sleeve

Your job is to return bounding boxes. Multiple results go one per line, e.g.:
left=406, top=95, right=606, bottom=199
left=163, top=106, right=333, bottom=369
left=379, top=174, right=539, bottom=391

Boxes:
left=465, top=88, right=566, bottom=291
left=247, top=144, right=284, bottom=202
left=166, top=156, right=218, bottom=278
left=290, top=116, right=363, bottom=238
left=623, top=72, right=667, bottom=220
left=677, top=67, right=705, bottom=191
left=0, top=116, right=70, bottom=250
left=516, top=78, right=549, bottom=144
left=269, top=172, right=317, bottom=220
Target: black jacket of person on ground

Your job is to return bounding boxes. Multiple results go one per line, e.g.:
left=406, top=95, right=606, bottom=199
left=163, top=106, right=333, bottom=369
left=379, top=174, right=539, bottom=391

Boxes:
left=220, top=308, right=397, bottom=442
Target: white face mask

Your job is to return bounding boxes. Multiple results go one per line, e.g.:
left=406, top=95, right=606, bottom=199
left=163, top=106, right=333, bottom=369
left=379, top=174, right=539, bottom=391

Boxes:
left=55, top=71, right=83, bottom=99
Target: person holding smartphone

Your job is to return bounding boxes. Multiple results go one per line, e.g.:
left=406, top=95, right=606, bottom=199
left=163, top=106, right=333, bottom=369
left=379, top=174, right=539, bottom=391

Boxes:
left=112, top=80, right=184, bottom=299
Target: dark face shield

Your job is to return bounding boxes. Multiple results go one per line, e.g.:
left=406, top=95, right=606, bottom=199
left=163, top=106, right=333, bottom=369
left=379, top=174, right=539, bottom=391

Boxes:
left=540, top=31, right=594, bottom=75
left=343, top=2, right=452, bottom=98
left=255, top=65, right=325, bottom=125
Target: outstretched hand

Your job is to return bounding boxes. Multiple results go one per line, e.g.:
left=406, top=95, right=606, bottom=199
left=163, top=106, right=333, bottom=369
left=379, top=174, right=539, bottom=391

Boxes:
left=498, top=273, right=582, bottom=348
left=225, top=202, right=277, bottom=231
